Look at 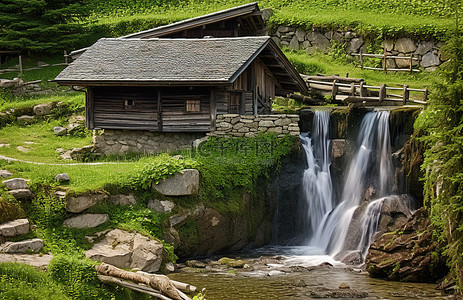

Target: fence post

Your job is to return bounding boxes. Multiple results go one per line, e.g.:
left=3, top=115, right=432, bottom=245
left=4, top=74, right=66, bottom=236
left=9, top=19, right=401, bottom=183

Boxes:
left=64, top=50, right=68, bottom=65
left=360, top=81, right=366, bottom=97
left=379, top=84, right=386, bottom=103
left=403, top=85, right=409, bottom=105
left=424, top=88, right=428, bottom=101
left=409, top=54, right=413, bottom=72
left=383, top=49, right=387, bottom=73
left=19, top=55, right=23, bottom=75
left=332, top=80, right=338, bottom=102
left=350, top=82, right=356, bottom=96
left=359, top=51, right=364, bottom=70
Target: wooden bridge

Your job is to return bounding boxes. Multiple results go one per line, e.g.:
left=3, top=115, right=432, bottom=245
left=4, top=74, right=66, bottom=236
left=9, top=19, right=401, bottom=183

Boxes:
left=295, top=75, right=428, bottom=107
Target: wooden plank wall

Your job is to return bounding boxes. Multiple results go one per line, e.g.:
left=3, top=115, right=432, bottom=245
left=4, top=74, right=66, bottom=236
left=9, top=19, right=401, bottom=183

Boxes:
left=161, top=88, right=211, bottom=132
left=93, top=87, right=158, bottom=130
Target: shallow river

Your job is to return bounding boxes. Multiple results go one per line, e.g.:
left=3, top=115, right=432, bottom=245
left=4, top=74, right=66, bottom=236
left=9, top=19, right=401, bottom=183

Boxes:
left=168, top=246, right=450, bottom=300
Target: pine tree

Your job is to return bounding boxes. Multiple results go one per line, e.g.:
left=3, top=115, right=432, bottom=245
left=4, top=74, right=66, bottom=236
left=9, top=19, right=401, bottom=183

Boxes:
left=0, top=0, right=89, bottom=53
left=416, top=0, right=463, bottom=291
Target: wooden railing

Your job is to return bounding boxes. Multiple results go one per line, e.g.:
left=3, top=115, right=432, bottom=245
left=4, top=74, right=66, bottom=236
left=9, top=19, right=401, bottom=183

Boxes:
left=306, top=76, right=427, bottom=106
left=351, top=50, right=420, bottom=73
left=0, top=51, right=69, bottom=75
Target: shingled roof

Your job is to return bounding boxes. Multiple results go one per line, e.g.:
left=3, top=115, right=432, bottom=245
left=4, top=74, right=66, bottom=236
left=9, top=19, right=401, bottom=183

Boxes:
left=55, top=36, right=307, bottom=93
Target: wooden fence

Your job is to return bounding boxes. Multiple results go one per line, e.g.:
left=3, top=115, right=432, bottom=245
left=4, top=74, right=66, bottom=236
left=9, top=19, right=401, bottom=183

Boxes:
left=351, top=50, right=420, bottom=73
left=306, top=76, right=427, bottom=106
left=0, top=51, right=69, bottom=75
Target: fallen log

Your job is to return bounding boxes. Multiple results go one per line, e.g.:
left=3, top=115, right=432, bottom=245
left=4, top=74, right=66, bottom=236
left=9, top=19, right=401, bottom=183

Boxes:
left=136, top=271, right=197, bottom=293
left=287, top=93, right=324, bottom=104
left=98, top=275, right=173, bottom=300
left=96, top=263, right=190, bottom=300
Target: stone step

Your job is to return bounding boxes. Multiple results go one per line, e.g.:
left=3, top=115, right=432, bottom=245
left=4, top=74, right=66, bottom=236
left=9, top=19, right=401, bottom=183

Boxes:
left=0, top=238, right=44, bottom=254
left=0, top=219, right=29, bottom=237
left=0, top=253, right=53, bottom=269
left=2, top=178, right=29, bottom=190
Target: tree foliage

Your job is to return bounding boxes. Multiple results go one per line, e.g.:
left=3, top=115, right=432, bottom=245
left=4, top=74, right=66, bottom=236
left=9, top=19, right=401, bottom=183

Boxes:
left=0, top=0, right=89, bottom=53
left=416, top=1, right=463, bottom=291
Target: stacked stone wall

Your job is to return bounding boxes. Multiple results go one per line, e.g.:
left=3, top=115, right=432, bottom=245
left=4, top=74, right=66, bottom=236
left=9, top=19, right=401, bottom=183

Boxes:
left=272, top=26, right=446, bottom=71
left=209, top=114, right=300, bottom=138
left=93, top=130, right=204, bottom=155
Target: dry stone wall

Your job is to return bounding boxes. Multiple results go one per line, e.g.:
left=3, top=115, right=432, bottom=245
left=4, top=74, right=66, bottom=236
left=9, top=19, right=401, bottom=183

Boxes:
left=209, top=114, right=300, bottom=137
left=93, top=130, right=204, bottom=155
left=272, top=26, right=447, bottom=71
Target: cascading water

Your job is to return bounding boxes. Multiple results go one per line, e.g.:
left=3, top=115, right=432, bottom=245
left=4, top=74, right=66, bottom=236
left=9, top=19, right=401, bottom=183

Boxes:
left=301, top=110, right=408, bottom=261
left=300, top=111, right=333, bottom=238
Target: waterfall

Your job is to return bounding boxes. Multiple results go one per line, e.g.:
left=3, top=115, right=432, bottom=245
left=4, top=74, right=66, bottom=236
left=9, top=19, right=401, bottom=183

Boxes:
left=301, top=110, right=399, bottom=260
left=300, top=111, right=333, bottom=238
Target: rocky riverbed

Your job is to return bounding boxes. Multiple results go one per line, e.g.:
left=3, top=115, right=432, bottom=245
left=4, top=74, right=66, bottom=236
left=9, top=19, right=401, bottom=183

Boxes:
left=168, top=249, right=450, bottom=299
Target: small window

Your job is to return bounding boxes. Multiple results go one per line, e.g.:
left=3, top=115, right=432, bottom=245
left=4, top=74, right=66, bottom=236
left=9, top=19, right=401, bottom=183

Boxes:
left=124, top=99, right=135, bottom=109
left=186, top=100, right=200, bottom=112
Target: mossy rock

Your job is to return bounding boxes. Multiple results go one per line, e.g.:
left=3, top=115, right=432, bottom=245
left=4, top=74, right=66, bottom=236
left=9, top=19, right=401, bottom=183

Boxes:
left=217, top=257, right=246, bottom=268
left=0, top=198, right=26, bottom=224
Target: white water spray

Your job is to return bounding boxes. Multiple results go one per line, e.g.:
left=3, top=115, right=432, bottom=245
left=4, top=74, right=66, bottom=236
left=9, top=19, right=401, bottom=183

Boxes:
left=301, top=110, right=401, bottom=259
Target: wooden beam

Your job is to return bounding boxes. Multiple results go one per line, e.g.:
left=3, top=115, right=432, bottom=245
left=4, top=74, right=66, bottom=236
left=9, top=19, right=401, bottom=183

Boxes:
left=157, top=89, right=162, bottom=132
left=210, top=88, right=217, bottom=130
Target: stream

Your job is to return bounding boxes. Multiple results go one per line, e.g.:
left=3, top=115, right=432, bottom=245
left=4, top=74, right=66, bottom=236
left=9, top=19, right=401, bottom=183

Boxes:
left=168, top=247, right=448, bottom=299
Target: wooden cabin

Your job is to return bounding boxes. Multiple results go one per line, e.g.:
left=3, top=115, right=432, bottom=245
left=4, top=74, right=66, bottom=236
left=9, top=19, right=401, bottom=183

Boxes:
left=55, top=36, right=307, bottom=133
left=69, top=2, right=267, bottom=60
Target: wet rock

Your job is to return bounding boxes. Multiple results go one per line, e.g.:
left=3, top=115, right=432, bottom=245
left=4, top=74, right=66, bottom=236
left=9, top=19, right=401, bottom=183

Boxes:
left=186, top=260, right=207, bottom=268
left=153, top=169, right=199, bottom=196
left=63, top=214, right=109, bottom=228
left=309, top=287, right=369, bottom=298
left=366, top=208, right=448, bottom=282
left=54, top=173, right=70, bottom=182
left=339, top=282, right=350, bottom=289
left=218, top=257, right=246, bottom=268
left=54, top=126, right=67, bottom=136
left=0, top=238, right=44, bottom=254
left=9, top=189, right=33, bottom=200
left=0, top=219, right=29, bottom=237
left=148, top=199, right=175, bottom=213
left=0, top=170, right=13, bottom=178
left=108, top=194, right=137, bottom=206
left=66, top=192, right=107, bottom=213
left=337, top=250, right=363, bottom=265
left=3, top=178, right=28, bottom=190
left=268, top=270, right=284, bottom=276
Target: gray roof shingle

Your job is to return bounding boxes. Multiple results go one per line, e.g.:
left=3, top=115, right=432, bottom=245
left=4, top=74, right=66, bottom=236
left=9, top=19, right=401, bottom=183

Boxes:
left=56, top=37, right=270, bottom=83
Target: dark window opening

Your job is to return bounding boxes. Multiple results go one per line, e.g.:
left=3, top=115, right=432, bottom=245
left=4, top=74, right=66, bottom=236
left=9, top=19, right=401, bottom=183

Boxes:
left=124, top=99, right=135, bottom=109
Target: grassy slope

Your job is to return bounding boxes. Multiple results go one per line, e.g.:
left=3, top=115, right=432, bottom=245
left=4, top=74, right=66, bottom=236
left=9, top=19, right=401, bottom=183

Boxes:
left=87, top=0, right=454, bottom=38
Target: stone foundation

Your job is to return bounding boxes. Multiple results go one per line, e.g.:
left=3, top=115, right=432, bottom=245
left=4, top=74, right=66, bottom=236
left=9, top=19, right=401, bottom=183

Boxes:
left=272, top=26, right=447, bottom=71
left=208, top=114, right=300, bottom=137
left=93, top=130, right=205, bottom=155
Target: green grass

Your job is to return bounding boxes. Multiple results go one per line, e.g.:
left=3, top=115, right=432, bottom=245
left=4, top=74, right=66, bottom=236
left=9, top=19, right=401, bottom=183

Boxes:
left=284, top=49, right=435, bottom=90
left=0, top=263, right=70, bottom=300
left=0, top=92, right=84, bottom=112
left=85, top=0, right=457, bottom=39
left=0, top=119, right=91, bottom=164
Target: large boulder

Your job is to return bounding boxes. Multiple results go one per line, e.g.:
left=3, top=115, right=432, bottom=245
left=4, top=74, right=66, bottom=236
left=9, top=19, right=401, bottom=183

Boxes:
left=366, top=208, right=448, bottom=282
left=153, top=169, right=199, bottom=196
left=306, top=31, right=331, bottom=52
left=0, top=253, right=53, bottom=269
left=3, top=178, right=28, bottom=190
left=346, top=37, right=364, bottom=54
left=33, top=103, right=56, bottom=116
left=421, top=50, right=440, bottom=68
left=0, top=219, right=29, bottom=237
left=63, top=214, right=109, bottom=229
left=66, top=192, right=108, bottom=213
left=394, top=38, right=416, bottom=53
left=85, top=229, right=165, bottom=273
left=0, top=239, right=44, bottom=254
